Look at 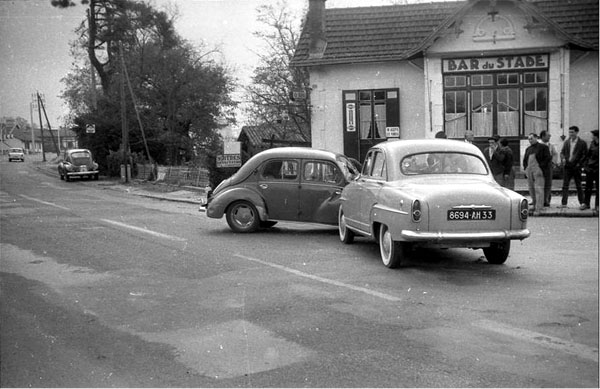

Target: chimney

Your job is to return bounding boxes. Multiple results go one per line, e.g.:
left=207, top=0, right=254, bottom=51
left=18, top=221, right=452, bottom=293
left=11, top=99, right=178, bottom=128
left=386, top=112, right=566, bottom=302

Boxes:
left=307, top=0, right=327, bottom=58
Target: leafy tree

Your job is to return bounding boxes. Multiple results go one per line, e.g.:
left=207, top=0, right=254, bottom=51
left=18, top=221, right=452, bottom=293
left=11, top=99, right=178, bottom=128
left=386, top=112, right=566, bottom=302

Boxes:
left=54, top=0, right=236, bottom=175
left=244, top=0, right=311, bottom=143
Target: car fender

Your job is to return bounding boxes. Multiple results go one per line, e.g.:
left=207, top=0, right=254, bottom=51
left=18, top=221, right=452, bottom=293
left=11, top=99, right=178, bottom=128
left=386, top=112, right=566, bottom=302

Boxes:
left=206, top=187, right=268, bottom=221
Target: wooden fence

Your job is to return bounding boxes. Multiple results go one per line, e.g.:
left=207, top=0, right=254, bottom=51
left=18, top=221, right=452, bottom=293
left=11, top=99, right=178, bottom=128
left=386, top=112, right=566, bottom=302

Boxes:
left=135, top=164, right=210, bottom=188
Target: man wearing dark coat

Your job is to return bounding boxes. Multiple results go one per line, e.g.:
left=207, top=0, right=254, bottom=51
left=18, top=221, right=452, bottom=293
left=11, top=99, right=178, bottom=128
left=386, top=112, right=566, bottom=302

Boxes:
left=559, top=126, right=588, bottom=208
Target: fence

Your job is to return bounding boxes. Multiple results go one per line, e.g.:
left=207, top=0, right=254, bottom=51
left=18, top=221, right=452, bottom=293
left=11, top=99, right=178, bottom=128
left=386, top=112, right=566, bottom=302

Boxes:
left=135, top=163, right=210, bottom=188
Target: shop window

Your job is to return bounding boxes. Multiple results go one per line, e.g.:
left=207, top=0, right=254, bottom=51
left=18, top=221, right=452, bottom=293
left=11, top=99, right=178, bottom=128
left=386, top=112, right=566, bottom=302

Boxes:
left=472, top=74, right=493, bottom=86
left=524, top=72, right=547, bottom=84
left=497, top=89, right=519, bottom=136
left=471, top=90, right=493, bottom=136
left=497, top=73, right=519, bottom=85
left=524, top=87, right=548, bottom=134
left=444, top=91, right=467, bottom=138
left=444, top=75, right=466, bottom=88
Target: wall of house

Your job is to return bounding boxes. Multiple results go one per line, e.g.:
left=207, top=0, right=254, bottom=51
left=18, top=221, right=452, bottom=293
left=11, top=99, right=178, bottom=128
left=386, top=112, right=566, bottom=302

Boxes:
left=309, top=60, right=426, bottom=154
left=569, top=51, right=599, bottom=143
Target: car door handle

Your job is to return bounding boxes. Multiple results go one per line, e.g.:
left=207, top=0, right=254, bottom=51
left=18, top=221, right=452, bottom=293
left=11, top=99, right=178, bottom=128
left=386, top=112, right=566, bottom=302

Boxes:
left=259, top=184, right=268, bottom=189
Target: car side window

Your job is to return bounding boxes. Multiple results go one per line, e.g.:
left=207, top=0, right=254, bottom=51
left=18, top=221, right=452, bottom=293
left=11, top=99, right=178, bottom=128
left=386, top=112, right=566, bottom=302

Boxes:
left=371, top=152, right=387, bottom=179
left=261, top=159, right=298, bottom=180
left=362, top=152, right=374, bottom=176
left=303, top=161, right=343, bottom=185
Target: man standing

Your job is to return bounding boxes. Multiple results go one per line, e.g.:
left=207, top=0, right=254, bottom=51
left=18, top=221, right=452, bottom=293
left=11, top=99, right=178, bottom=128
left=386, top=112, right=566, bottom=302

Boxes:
left=540, top=130, right=559, bottom=206
left=484, top=135, right=504, bottom=184
left=499, top=138, right=514, bottom=189
left=559, top=126, right=588, bottom=208
left=523, top=133, right=551, bottom=215
left=581, top=129, right=598, bottom=211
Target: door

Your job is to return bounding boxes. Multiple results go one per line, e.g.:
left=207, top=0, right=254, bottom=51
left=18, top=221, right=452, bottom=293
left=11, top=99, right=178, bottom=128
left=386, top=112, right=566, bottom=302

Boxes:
left=298, top=160, right=345, bottom=224
left=257, top=159, right=300, bottom=221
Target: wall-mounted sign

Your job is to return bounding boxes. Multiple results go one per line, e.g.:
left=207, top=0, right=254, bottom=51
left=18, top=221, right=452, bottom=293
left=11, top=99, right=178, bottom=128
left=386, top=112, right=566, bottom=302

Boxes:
left=385, top=126, right=400, bottom=138
left=216, top=154, right=241, bottom=168
left=443, top=54, right=548, bottom=73
left=346, top=103, right=356, bottom=132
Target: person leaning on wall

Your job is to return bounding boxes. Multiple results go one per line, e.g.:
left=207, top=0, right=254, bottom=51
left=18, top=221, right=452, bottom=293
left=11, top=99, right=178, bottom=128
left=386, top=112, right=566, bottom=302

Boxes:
left=581, top=129, right=599, bottom=211
left=499, top=138, right=515, bottom=190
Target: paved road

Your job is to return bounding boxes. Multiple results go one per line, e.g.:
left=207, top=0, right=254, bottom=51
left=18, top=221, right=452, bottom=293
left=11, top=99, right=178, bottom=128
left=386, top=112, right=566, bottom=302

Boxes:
left=1, top=158, right=598, bottom=387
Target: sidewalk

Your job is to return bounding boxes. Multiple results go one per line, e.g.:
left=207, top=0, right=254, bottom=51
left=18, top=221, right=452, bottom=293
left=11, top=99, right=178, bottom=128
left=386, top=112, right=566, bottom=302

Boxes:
left=32, top=157, right=597, bottom=217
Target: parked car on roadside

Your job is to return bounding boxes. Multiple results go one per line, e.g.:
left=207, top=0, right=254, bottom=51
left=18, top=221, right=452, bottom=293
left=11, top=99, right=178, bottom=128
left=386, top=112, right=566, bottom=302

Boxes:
left=8, top=148, right=24, bottom=162
left=204, top=147, right=360, bottom=232
left=58, top=148, right=99, bottom=181
left=338, top=139, right=530, bottom=268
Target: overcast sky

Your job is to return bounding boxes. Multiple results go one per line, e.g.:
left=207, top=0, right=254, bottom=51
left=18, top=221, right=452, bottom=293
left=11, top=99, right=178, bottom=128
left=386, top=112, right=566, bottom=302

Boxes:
left=0, top=0, right=416, bottom=128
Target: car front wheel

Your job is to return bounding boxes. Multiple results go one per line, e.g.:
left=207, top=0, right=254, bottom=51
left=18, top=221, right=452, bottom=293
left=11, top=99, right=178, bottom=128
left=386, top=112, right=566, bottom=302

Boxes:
left=379, top=224, right=404, bottom=268
left=226, top=201, right=260, bottom=233
left=483, top=241, right=510, bottom=264
left=338, top=207, right=354, bottom=244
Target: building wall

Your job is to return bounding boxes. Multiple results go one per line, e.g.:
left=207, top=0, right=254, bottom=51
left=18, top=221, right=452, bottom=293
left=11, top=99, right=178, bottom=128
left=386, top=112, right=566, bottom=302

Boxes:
left=569, top=51, right=599, bottom=143
left=309, top=61, right=425, bottom=153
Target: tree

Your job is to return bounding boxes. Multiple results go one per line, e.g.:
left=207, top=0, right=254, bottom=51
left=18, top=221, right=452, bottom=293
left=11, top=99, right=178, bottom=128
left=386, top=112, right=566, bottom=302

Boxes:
left=55, top=0, right=236, bottom=174
left=244, top=0, right=311, bottom=143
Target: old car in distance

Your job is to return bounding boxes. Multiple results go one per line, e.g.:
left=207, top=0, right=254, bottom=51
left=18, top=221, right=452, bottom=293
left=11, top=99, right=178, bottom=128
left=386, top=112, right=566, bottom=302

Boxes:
left=58, top=148, right=100, bottom=181
left=204, top=147, right=360, bottom=232
left=338, top=139, right=530, bottom=268
left=8, top=147, right=25, bottom=162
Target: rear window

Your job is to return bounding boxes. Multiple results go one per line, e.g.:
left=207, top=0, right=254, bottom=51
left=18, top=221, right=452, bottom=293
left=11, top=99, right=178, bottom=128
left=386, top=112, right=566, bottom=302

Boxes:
left=401, top=152, right=488, bottom=175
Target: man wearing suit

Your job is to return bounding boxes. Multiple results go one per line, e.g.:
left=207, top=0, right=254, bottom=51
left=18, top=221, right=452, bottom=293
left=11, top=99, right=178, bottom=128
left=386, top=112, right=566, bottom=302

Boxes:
left=559, top=126, right=588, bottom=208
left=484, top=135, right=505, bottom=184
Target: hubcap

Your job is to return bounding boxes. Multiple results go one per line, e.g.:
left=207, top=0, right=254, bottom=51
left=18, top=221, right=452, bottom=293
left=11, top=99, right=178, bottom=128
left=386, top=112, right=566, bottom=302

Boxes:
left=233, top=205, right=254, bottom=227
left=381, top=228, right=392, bottom=265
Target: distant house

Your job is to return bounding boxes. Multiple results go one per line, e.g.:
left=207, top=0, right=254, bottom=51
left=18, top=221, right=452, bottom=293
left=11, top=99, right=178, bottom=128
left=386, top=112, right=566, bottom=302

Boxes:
left=238, top=123, right=310, bottom=161
left=291, top=0, right=599, bottom=164
left=0, top=116, right=77, bottom=154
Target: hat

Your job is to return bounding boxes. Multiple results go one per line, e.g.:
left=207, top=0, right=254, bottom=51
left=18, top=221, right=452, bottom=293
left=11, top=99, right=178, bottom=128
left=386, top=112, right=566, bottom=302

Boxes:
left=592, top=130, right=599, bottom=137
left=488, top=135, right=500, bottom=142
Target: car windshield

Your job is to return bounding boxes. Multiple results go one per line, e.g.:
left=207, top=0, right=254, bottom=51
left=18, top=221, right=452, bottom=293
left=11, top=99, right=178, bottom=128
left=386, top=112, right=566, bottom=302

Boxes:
left=401, top=152, right=488, bottom=175
left=70, top=152, right=92, bottom=165
left=10, top=148, right=22, bottom=152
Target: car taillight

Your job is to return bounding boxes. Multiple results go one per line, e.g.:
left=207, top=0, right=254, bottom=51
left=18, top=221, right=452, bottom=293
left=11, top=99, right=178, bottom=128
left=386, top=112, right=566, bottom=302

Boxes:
left=520, top=199, right=528, bottom=221
left=412, top=200, right=422, bottom=222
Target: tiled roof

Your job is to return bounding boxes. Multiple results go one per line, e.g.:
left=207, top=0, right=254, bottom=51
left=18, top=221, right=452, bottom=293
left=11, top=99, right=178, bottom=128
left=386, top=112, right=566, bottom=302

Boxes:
left=292, top=0, right=598, bottom=67
left=238, top=124, right=308, bottom=147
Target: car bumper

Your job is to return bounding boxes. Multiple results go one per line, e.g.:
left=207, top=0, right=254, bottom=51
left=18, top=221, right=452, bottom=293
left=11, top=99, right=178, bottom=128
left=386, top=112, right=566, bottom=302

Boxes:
left=66, top=170, right=99, bottom=177
left=400, top=229, right=530, bottom=242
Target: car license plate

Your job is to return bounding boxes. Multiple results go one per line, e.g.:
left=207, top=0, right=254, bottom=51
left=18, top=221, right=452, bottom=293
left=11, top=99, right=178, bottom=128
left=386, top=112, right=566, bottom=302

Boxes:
left=448, top=209, right=496, bottom=220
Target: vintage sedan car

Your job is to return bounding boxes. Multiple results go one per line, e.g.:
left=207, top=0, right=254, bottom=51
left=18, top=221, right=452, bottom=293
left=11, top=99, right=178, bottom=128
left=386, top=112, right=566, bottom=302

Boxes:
left=205, top=147, right=360, bottom=232
left=58, top=148, right=99, bottom=181
left=8, top=147, right=24, bottom=162
left=338, top=139, right=530, bottom=268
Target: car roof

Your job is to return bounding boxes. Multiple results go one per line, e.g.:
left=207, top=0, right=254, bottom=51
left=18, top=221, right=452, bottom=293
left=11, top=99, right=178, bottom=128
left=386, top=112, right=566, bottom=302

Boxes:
left=66, top=149, right=92, bottom=154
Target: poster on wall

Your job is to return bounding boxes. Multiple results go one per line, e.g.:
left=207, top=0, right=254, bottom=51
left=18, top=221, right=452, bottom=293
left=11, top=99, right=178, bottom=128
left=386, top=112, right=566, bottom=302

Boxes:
left=346, top=103, right=356, bottom=132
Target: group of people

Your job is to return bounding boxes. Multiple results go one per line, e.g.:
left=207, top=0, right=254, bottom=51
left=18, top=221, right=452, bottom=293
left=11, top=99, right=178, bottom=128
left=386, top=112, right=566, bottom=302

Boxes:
left=523, top=126, right=598, bottom=215
left=434, top=127, right=599, bottom=215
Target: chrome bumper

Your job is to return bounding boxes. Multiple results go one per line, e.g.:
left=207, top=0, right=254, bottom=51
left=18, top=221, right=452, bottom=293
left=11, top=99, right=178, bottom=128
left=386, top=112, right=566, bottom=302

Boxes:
left=400, top=229, right=530, bottom=242
left=66, top=170, right=99, bottom=176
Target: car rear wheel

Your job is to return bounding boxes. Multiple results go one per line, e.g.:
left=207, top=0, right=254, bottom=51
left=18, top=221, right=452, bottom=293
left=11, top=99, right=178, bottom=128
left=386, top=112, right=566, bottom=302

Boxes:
left=379, top=224, right=404, bottom=268
left=226, top=201, right=260, bottom=233
left=338, top=207, right=354, bottom=244
left=483, top=241, right=510, bottom=264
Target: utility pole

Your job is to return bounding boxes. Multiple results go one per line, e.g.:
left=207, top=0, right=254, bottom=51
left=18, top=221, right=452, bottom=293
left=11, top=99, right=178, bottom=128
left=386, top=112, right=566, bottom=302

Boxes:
left=36, top=92, right=46, bottom=162
left=30, top=94, right=36, bottom=154
left=119, top=42, right=130, bottom=182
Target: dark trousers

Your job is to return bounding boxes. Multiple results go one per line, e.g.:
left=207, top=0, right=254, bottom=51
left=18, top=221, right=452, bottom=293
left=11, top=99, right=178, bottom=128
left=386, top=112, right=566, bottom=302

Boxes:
left=543, top=165, right=552, bottom=206
left=561, top=165, right=585, bottom=205
left=584, top=169, right=599, bottom=208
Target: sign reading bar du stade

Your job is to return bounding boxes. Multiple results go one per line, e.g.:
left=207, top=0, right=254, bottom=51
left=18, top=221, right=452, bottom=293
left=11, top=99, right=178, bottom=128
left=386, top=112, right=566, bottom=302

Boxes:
left=443, top=54, right=548, bottom=73
left=216, top=154, right=241, bottom=168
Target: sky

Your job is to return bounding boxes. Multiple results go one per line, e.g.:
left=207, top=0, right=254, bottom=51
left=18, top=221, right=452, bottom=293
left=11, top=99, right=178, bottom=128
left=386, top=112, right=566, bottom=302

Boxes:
left=0, top=0, right=418, bottom=128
